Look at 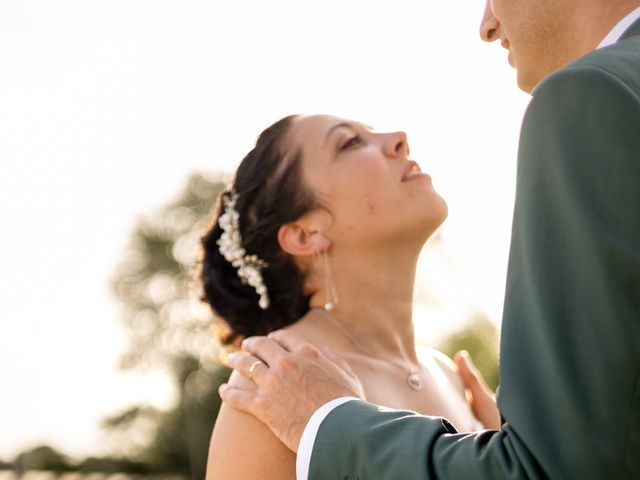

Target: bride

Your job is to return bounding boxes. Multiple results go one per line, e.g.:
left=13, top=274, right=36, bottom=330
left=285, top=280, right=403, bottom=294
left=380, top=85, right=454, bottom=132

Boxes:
left=199, top=114, right=498, bottom=479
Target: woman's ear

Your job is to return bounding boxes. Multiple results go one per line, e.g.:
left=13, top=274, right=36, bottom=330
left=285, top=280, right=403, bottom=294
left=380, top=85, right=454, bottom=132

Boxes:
left=277, top=210, right=331, bottom=257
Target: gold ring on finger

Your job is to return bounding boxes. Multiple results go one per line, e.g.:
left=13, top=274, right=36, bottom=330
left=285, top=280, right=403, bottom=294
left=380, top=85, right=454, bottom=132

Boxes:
left=248, top=360, right=265, bottom=379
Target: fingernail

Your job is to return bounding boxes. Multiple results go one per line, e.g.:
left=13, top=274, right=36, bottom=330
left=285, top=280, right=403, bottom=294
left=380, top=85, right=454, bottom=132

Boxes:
left=463, top=354, right=475, bottom=369
left=226, top=353, right=236, bottom=364
left=218, top=383, right=228, bottom=395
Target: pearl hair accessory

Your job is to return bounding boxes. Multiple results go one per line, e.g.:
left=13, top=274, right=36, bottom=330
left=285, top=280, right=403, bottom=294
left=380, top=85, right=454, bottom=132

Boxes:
left=216, top=192, right=270, bottom=310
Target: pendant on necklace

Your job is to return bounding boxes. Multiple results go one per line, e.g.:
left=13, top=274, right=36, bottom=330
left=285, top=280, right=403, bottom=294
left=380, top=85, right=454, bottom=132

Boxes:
left=407, top=371, right=422, bottom=391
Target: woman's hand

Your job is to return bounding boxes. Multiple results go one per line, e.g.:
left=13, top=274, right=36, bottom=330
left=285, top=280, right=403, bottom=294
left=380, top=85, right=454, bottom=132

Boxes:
left=455, top=350, right=501, bottom=430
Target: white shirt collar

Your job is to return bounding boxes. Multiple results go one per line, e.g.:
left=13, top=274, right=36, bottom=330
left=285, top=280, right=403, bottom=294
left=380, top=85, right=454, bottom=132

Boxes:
left=598, top=6, right=640, bottom=49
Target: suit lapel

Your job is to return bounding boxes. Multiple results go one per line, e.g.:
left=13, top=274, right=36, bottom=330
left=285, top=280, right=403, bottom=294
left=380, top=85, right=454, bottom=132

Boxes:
left=619, top=16, right=640, bottom=41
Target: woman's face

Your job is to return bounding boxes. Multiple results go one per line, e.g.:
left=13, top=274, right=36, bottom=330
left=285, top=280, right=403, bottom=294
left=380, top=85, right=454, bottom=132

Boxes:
left=287, top=115, right=448, bottom=250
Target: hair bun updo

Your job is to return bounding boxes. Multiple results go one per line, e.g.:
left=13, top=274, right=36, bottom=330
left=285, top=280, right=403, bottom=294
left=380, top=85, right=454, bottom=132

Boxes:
left=199, top=115, right=317, bottom=346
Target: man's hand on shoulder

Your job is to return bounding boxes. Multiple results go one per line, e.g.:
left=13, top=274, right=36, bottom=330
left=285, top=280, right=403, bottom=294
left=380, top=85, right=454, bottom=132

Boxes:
left=220, top=329, right=365, bottom=452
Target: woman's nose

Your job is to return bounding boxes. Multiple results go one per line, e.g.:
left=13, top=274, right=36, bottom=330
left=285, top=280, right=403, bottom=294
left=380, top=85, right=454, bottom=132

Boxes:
left=480, top=0, right=500, bottom=42
left=382, top=131, right=409, bottom=158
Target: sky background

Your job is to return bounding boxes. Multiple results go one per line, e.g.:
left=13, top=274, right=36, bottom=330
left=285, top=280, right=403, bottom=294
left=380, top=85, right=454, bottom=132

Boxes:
left=0, top=0, right=530, bottom=459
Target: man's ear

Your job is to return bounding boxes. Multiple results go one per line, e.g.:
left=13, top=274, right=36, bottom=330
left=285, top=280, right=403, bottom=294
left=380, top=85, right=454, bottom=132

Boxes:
left=277, top=210, right=331, bottom=257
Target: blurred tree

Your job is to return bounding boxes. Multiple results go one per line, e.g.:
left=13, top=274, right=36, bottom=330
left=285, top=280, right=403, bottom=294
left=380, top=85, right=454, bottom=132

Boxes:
left=12, top=445, right=73, bottom=474
left=76, top=455, right=150, bottom=474
left=109, top=173, right=230, bottom=479
left=112, top=173, right=227, bottom=371
left=437, top=313, right=500, bottom=391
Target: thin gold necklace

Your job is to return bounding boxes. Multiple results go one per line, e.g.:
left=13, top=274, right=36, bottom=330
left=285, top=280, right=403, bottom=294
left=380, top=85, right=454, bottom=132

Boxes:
left=312, top=307, right=423, bottom=391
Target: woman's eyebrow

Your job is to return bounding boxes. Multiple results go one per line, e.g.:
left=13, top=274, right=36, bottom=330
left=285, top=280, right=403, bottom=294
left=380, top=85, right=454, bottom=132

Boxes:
left=324, top=122, right=354, bottom=145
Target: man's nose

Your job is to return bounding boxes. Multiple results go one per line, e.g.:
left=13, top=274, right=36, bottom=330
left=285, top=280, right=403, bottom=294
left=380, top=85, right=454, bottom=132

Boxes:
left=479, top=0, right=500, bottom=42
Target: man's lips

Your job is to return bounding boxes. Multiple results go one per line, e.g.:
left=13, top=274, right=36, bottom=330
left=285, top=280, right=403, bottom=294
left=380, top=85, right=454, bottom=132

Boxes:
left=501, top=39, right=515, bottom=67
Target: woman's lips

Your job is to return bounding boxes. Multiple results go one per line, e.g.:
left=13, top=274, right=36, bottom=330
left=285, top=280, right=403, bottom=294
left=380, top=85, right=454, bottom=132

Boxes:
left=401, top=161, right=429, bottom=182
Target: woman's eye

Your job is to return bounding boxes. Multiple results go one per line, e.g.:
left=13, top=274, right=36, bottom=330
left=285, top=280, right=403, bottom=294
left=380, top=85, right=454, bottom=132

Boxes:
left=340, top=135, right=362, bottom=151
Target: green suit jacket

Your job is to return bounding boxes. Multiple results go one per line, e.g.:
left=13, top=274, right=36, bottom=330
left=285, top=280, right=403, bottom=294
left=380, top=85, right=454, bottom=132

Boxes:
left=308, top=20, right=640, bottom=480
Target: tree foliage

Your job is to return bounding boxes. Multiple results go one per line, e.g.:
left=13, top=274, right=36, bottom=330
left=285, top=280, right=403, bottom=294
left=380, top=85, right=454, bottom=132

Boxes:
left=109, top=173, right=230, bottom=478
left=12, top=446, right=73, bottom=473
left=437, top=313, right=500, bottom=391
left=5, top=444, right=176, bottom=476
left=112, top=173, right=227, bottom=371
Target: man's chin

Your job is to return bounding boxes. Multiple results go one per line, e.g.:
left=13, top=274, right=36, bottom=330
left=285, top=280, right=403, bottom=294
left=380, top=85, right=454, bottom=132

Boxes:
left=516, top=70, right=536, bottom=94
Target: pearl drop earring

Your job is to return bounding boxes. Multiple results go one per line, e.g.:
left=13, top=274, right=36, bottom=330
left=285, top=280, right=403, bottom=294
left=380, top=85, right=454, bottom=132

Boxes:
left=322, top=249, right=339, bottom=311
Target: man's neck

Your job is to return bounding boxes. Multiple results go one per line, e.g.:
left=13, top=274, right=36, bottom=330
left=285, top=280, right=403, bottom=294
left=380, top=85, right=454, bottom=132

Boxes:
left=598, top=4, right=640, bottom=47
left=579, top=1, right=640, bottom=50
left=531, top=1, right=640, bottom=91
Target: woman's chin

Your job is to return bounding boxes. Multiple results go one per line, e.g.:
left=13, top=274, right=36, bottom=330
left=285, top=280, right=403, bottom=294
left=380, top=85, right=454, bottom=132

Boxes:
left=416, top=198, right=448, bottom=239
left=437, top=197, right=449, bottom=222
left=421, top=192, right=448, bottom=222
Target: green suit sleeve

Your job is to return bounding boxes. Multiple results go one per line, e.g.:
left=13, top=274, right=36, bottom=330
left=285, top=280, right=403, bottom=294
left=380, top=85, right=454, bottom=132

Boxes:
left=309, top=60, right=640, bottom=479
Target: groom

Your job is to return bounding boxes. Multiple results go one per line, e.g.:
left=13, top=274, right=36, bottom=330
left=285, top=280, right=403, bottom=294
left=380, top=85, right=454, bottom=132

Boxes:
left=222, top=0, right=640, bottom=478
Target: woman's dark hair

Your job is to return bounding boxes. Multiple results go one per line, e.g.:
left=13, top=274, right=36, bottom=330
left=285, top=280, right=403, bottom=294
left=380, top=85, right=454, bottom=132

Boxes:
left=199, top=115, right=317, bottom=346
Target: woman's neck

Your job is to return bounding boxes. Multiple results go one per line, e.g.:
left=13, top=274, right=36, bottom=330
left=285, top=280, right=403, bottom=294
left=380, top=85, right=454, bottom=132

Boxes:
left=308, top=244, right=420, bottom=365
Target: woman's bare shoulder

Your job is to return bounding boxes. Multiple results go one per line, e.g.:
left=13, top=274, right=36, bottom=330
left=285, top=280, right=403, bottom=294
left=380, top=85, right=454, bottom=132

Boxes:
left=416, top=344, right=454, bottom=367
left=206, top=369, right=295, bottom=480
left=417, top=346, right=465, bottom=393
left=280, top=313, right=323, bottom=341
left=206, top=314, right=331, bottom=479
